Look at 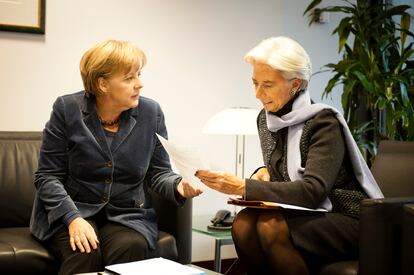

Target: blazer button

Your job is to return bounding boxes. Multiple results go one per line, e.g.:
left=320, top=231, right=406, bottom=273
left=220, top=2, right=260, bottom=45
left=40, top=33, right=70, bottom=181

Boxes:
left=105, top=179, right=112, bottom=184
left=102, top=195, right=109, bottom=202
left=106, top=161, right=113, bottom=168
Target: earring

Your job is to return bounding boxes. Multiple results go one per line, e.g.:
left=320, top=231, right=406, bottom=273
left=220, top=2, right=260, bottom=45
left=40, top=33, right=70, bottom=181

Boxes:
left=289, top=89, right=296, bottom=97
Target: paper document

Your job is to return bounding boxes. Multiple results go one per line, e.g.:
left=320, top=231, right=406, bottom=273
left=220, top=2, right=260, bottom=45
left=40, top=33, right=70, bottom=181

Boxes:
left=156, top=134, right=209, bottom=190
left=228, top=197, right=328, bottom=212
left=105, top=257, right=205, bottom=275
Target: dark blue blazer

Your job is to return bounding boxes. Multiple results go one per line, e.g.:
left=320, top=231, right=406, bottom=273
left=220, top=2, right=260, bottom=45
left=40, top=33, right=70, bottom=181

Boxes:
left=30, top=91, right=183, bottom=249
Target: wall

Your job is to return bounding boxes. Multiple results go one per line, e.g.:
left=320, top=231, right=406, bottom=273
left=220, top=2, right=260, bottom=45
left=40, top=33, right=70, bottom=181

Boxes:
left=0, top=0, right=346, bottom=262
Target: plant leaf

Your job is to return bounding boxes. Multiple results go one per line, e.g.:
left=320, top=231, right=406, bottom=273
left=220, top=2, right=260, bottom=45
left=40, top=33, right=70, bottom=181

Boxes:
left=303, top=0, right=323, bottom=15
left=339, top=27, right=351, bottom=52
left=400, top=83, right=410, bottom=107
left=394, top=49, right=414, bottom=74
left=353, top=71, right=374, bottom=93
left=323, top=73, right=341, bottom=98
left=384, top=5, right=410, bottom=17
left=378, top=97, right=386, bottom=109
left=400, top=13, right=410, bottom=47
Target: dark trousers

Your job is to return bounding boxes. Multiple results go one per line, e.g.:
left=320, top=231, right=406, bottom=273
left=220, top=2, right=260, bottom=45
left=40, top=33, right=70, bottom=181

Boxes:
left=45, top=213, right=156, bottom=275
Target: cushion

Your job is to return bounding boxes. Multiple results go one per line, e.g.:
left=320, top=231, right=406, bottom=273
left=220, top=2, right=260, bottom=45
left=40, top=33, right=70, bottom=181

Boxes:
left=0, top=227, right=57, bottom=274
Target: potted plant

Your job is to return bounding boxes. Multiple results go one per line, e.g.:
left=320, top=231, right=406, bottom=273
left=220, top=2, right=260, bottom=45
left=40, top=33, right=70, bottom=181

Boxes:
left=304, top=0, right=414, bottom=158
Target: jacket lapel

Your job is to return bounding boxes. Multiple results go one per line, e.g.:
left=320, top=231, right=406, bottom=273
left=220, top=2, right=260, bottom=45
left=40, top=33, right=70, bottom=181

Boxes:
left=110, top=107, right=138, bottom=153
left=80, top=94, right=112, bottom=159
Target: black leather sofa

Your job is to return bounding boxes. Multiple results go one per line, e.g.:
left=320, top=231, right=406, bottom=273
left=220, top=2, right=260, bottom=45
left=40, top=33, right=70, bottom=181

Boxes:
left=0, top=131, right=192, bottom=274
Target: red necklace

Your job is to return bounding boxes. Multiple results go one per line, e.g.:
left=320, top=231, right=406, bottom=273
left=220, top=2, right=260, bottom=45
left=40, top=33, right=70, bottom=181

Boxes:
left=99, top=116, right=121, bottom=127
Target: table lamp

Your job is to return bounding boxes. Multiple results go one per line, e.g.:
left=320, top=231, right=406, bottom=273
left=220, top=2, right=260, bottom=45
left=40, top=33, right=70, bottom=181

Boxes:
left=202, top=107, right=259, bottom=179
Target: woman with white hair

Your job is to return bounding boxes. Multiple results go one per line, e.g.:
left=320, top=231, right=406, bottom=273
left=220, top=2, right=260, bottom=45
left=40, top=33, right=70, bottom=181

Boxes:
left=196, top=37, right=382, bottom=274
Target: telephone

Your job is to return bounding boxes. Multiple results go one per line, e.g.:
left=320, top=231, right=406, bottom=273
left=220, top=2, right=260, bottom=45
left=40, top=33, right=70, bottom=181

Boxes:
left=208, top=209, right=234, bottom=230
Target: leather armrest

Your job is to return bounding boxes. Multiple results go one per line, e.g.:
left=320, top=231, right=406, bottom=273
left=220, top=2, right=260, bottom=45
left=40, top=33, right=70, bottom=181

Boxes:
left=149, top=189, right=192, bottom=264
left=359, top=197, right=414, bottom=275
left=402, top=204, right=414, bottom=275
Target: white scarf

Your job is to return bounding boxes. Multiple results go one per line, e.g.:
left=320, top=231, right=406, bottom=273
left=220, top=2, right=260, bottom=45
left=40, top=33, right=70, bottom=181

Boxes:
left=266, top=91, right=383, bottom=211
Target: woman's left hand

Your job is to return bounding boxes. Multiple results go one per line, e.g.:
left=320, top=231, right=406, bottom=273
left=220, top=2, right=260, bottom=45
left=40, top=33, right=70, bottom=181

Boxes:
left=195, top=170, right=245, bottom=196
left=177, top=180, right=203, bottom=198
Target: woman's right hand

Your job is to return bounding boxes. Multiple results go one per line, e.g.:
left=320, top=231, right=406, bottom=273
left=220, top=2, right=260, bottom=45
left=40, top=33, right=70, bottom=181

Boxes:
left=68, top=217, right=99, bottom=253
left=251, top=167, right=270, bottom=181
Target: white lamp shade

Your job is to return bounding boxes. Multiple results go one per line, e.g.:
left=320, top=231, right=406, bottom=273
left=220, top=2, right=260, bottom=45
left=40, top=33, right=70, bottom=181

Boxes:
left=202, top=107, right=260, bottom=135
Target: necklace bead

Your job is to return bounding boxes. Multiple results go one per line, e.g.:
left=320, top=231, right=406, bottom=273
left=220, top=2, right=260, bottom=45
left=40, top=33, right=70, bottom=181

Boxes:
left=99, top=116, right=120, bottom=127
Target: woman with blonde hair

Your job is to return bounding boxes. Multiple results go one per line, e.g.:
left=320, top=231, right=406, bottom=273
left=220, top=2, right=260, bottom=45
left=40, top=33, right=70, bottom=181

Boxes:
left=196, top=36, right=382, bottom=274
left=30, top=40, right=202, bottom=275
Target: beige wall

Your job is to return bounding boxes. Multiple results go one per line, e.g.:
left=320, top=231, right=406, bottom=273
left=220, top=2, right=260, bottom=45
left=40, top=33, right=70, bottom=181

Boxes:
left=0, top=0, right=346, bottom=261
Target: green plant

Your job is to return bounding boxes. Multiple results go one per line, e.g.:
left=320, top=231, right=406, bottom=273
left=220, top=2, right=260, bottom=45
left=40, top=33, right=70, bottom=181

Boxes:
left=304, top=0, right=414, bottom=155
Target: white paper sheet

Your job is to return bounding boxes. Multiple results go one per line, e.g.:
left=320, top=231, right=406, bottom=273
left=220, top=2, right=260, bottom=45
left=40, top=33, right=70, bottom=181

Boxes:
left=156, top=134, right=209, bottom=190
left=228, top=197, right=329, bottom=212
left=275, top=202, right=328, bottom=212
left=105, top=257, right=205, bottom=275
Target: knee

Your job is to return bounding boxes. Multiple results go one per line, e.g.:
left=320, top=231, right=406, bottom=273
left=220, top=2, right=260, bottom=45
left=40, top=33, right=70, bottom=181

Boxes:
left=68, top=248, right=102, bottom=266
left=118, top=236, right=148, bottom=252
left=111, top=234, right=149, bottom=260
left=81, top=248, right=102, bottom=261
left=231, top=208, right=258, bottom=242
left=256, top=211, right=290, bottom=247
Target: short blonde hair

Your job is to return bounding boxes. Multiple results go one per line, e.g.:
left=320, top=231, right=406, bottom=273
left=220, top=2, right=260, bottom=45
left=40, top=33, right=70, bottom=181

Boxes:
left=244, top=36, right=312, bottom=90
left=80, top=40, right=146, bottom=96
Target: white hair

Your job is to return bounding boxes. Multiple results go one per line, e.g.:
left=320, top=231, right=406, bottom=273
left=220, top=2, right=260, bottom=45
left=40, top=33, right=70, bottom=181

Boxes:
left=244, top=36, right=312, bottom=91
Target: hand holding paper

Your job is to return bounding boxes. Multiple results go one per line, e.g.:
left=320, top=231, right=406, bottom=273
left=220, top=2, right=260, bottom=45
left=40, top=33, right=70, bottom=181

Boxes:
left=195, top=169, right=245, bottom=196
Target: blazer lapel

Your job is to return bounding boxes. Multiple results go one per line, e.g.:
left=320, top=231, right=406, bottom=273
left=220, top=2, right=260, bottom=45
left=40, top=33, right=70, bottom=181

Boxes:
left=110, top=107, right=138, bottom=153
left=80, top=94, right=112, bottom=159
